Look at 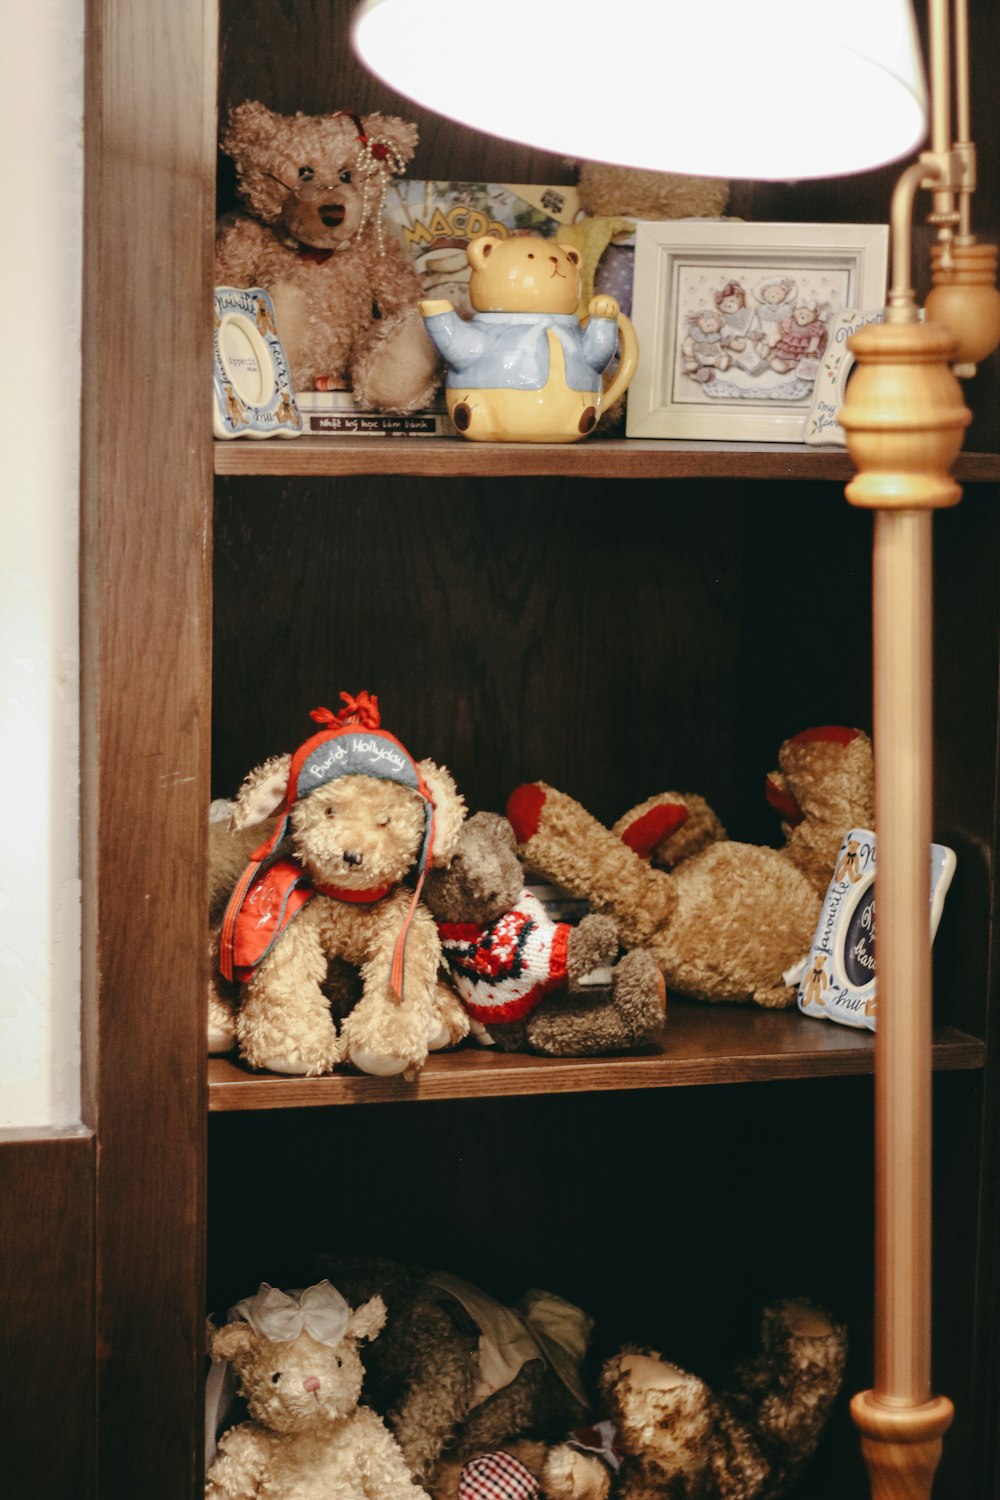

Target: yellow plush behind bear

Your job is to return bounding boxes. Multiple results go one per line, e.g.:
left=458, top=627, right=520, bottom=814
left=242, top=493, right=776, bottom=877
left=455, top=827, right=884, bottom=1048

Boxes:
left=557, top=160, right=730, bottom=314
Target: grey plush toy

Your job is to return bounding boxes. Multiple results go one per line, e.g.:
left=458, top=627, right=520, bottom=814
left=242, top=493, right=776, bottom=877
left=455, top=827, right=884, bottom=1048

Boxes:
left=421, top=812, right=666, bottom=1056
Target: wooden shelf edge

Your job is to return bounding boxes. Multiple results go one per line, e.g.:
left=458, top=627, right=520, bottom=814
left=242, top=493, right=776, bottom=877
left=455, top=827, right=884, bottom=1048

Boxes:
left=207, top=1015, right=984, bottom=1112
left=214, top=436, right=1000, bottom=483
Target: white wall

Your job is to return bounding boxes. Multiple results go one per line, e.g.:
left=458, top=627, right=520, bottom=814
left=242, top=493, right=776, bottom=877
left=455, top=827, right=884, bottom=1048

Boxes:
left=0, top=3, right=85, bottom=1128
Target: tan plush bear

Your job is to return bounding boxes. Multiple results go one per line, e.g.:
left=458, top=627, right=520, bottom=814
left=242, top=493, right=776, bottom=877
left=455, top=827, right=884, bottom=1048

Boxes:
left=216, top=101, right=439, bottom=409
left=206, top=1280, right=428, bottom=1500
left=764, top=726, right=875, bottom=895
left=613, top=726, right=874, bottom=899
left=217, top=693, right=469, bottom=1078
left=508, top=780, right=817, bottom=1009
left=506, top=729, right=873, bottom=1009
left=575, top=162, right=730, bottom=224
left=421, top=812, right=665, bottom=1056
left=601, top=1301, right=847, bottom=1500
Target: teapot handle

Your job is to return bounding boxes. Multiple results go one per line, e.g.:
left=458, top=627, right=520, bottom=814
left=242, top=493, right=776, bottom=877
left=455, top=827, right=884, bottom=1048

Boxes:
left=602, top=312, right=639, bottom=409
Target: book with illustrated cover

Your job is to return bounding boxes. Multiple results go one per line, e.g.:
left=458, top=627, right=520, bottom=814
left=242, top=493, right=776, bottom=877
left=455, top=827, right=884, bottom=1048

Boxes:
left=383, top=181, right=583, bottom=318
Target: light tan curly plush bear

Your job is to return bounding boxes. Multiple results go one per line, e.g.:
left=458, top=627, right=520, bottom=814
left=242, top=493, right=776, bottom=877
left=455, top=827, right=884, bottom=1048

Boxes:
left=216, top=101, right=440, bottom=409
left=507, top=728, right=873, bottom=1010
left=206, top=1280, right=429, bottom=1500
left=608, top=727, right=874, bottom=892
left=217, top=692, right=468, bottom=1078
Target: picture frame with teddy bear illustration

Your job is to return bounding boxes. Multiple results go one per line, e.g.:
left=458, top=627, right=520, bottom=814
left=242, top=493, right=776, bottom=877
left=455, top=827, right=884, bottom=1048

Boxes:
left=626, top=221, right=888, bottom=444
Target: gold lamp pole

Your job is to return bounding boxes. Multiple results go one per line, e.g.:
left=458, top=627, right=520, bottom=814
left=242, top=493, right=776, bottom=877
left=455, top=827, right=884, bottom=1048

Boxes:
left=839, top=0, right=1000, bottom=1493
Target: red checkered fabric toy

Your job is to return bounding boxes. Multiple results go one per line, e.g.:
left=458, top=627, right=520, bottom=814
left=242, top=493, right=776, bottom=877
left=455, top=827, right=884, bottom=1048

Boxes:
left=458, top=1452, right=541, bottom=1500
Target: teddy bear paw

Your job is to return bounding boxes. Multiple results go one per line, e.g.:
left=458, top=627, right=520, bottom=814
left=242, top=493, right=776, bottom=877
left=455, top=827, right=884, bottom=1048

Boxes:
left=426, top=981, right=472, bottom=1052
left=341, top=996, right=431, bottom=1077
left=346, top=1043, right=413, bottom=1077
left=255, top=1051, right=318, bottom=1075
left=207, top=987, right=237, bottom=1054
left=237, top=1012, right=345, bottom=1076
left=253, top=1035, right=346, bottom=1076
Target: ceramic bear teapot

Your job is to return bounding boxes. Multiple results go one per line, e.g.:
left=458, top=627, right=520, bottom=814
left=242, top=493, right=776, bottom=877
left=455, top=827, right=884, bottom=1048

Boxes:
left=419, top=233, right=638, bottom=443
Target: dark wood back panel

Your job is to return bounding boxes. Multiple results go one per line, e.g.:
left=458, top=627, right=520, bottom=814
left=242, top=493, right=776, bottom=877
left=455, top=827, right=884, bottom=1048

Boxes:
left=212, top=476, right=873, bottom=826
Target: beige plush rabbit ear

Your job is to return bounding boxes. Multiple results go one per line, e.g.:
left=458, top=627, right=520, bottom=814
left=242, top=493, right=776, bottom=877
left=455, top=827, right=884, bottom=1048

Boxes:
left=417, top=759, right=466, bottom=866
left=348, top=1294, right=387, bottom=1344
left=210, top=1320, right=255, bottom=1363
left=229, top=753, right=292, bottom=831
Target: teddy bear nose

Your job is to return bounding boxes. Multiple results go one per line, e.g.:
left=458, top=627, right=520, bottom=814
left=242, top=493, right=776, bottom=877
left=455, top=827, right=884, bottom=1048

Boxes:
left=342, top=849, right=363, bottom=866
left=303, top=1375, right=321, bottom=1393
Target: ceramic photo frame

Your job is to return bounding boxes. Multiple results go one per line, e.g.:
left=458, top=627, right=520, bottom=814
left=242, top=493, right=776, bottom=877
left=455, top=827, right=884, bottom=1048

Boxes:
left=213, top=286, right=303, bottom=439
left=803, top=309, right=887, bottom=446
left=626, top=222, right=889, bottom=443
left=795, top=828, right=956, bottom=1031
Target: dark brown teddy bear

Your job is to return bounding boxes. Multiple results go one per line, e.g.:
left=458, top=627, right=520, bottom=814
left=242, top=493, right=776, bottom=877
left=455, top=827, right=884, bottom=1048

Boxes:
left=421, top=812, right=666, bottom=1056
left=314, top=1254, right=603, bottom=1492
left=601, top=1300, right=848, bottom=1500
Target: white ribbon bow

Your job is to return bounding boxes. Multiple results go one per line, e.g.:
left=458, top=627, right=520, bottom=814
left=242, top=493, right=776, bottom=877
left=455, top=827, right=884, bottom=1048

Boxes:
left=230, top=1280, right=351, bottom=1347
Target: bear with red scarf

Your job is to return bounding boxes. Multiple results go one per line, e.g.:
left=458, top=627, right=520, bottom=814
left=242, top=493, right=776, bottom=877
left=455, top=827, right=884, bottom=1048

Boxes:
left=214, top=693, right=468, bottom=1078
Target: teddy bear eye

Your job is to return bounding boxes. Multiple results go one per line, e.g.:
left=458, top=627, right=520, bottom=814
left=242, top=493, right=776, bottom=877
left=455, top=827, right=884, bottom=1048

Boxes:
left=339, top=169, right=352, bottom=185
left=298, top=165, right=315, bottom=182
left=271, top=1371, right=281, bottom=1383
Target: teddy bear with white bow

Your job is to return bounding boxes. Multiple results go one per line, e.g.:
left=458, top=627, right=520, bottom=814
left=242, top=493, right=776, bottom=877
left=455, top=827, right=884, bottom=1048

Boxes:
left=206, top=1280, right=430, bottom=1500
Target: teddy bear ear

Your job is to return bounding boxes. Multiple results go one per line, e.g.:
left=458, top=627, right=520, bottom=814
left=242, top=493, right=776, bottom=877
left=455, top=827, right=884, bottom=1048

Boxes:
left=220, top=99, right=276, bottom=160
left=348, top=1293, right=387, bottom=1343
left=230, top=753, right=292, bottom=831
left=493, top=814, right=519, bottom=852
left=211, top=1320, right=255, bottom=1363
left=360, top=112, right=419, bottom=163
left=417, top=760, right=467, bottom=867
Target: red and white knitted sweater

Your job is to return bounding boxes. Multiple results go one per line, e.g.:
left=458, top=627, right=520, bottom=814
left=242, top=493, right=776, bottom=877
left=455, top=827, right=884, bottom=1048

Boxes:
left=436, top=889, right=571, bottom=1024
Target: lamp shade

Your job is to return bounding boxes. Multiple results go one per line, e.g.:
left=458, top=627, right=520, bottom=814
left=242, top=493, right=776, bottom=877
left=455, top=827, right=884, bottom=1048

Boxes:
left=352, top=0, right=927, bottom=181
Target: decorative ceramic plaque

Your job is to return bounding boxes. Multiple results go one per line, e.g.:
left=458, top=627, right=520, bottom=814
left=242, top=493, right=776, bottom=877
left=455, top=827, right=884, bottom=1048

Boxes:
left=803, top=308, right=886, bottom=446
left=213, top=286, right=303, bottom=439
left=796, top=827, right=956, bottom=1030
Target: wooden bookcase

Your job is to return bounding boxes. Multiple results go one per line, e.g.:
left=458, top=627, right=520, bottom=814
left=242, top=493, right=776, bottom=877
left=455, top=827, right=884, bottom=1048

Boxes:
left=50, top=0, right=1000, bottom=1496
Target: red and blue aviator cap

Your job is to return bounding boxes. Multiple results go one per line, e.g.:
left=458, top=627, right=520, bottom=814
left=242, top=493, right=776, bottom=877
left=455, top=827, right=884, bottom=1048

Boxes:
left=219, top=692, right=435, bottom=993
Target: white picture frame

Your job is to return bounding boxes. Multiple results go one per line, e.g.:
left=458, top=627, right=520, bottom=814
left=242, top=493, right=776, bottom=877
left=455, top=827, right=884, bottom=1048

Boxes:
left=625, top=222, right=889, bottom=444
left=213, top=286, right=303, bottom=439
